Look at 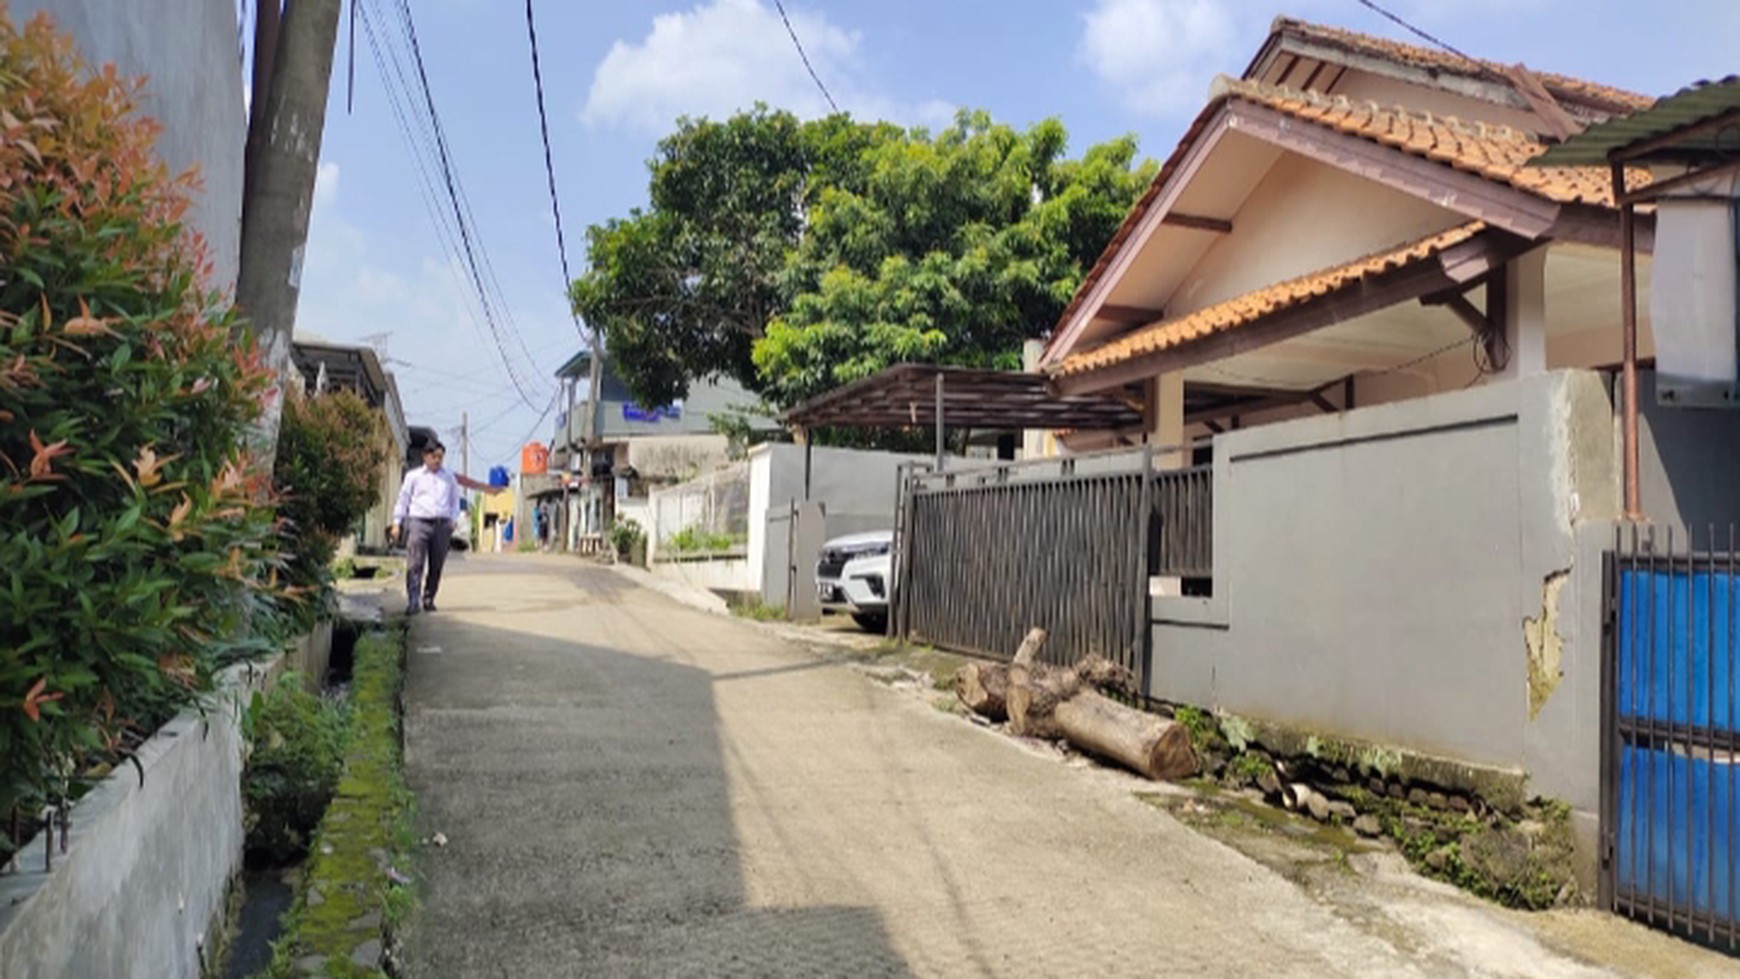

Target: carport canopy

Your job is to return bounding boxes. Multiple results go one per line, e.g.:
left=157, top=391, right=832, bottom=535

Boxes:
left=780, top=363, right=1143, bottom=432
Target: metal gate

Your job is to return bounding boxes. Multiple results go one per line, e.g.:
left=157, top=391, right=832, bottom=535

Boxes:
left=891, top=448, right=1211, bottom=687
left=1603, top=526, right=1740, bottom=949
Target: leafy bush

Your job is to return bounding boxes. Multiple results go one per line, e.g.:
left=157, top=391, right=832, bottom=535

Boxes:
left=0, top=12, right=300, bottom=848
left=242, top=676, right=348, bottom=864
left=273, top=388, right=386, bottom=619
left=609, top=517, right=645, bottom=558
left=666, top=525, right=741, bottom=553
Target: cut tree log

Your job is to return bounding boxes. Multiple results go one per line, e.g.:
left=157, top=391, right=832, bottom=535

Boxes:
left=993, top=626, right=1198, bottom=781
left=1052, top=690, right=1198, bottom=781
left=955, top=662, right=1009, bottom=721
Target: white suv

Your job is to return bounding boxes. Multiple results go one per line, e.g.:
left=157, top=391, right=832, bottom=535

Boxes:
left=816, top=530, right=892, bottom=631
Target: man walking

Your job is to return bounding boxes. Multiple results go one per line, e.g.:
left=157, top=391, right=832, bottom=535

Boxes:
left=392, top=441, right=496, bottom=615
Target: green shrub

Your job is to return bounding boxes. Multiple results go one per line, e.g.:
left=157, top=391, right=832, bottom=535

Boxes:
left=609, top=517, right=645, bottom=557
left=273, top=389, right=386, bottom=623
left=332, top=557, right=357, bottom=581
left=242, top=676, right=348, bottom=864
left=0, top=11, right=302, bottom=849
left=667, top=525, right=741, bottom=553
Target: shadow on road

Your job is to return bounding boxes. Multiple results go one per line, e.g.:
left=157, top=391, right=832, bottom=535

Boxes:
left=402, top=611, right=915, bottom=978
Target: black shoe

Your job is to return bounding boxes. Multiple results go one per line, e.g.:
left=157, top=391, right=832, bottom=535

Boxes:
left=423, top=600, right=438, bottom=613
left=405, top=602, right=421, bottom=617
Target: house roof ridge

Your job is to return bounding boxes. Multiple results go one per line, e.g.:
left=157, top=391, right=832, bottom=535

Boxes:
left=1222, top=76, right=1536, bottom=147
left=1262, top=17, right=1655, bottom=112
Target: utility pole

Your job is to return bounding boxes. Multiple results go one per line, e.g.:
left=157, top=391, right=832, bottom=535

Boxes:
left=235, top=0, right=343, bottom=457
left=461, top=411, right=470, bottom=482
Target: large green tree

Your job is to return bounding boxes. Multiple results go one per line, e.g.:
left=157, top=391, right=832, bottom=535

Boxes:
left=570, top=107, right=1153, bottom=413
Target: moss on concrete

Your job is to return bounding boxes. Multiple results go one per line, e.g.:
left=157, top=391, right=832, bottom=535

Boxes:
left=261, top=628, right=412, bottom=978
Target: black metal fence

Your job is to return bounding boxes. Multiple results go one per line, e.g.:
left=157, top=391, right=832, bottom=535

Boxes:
left=1603, top=525, right=1740, bottom=950
left=890, top=448, right=1212, bottom=685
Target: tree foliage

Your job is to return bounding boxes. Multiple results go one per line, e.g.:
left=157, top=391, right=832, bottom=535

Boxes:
left=273, top=387, right=387, bottom=606
left=571, top=107, right=1153, bottom=417
left=0, top=12, right=302, bottom=844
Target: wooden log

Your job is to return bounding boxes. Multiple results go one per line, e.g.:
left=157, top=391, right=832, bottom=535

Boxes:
left=1051, top=690, right=1198, bottom=781
left=955, top=662, right=1009, bottom=721
left=1005, top=628, right=1054, bottom=737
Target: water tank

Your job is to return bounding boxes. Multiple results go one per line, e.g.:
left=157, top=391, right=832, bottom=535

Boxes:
left=487, top=465, right=510, bottom=488
left=521, top=442, right=549, bottom=476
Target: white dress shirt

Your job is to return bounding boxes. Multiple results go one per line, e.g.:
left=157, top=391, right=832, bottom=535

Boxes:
left=394, top=465, right=462, bottom=522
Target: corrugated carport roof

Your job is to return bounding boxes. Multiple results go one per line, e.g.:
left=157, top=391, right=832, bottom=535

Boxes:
left=1533, top=77, right=1740, bottom=167
left=780, top=364, right=1143, bottom=431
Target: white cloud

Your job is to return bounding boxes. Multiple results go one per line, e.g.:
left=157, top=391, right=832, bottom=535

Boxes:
left=313, top=161, right=340, bottom=210
left=1078, top=0, right=1242, bottom=116
left=582, top=0, right=946, bottom=131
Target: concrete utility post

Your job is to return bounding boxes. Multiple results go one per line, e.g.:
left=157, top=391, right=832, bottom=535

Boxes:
left=236, top=0, right=342, bottom=456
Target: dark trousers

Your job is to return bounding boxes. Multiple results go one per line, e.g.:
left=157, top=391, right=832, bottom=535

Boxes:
left=405, top=517, right=452, bottom=607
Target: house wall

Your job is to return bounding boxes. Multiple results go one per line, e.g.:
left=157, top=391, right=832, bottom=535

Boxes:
left=1153, top=370, right=1622, bottom=816
left=10, top=0, right=245, bottom=291
left=1171, top=153, right=1459, bottom=318
left=1636, top=369, right=1740, bottom=534
left=624, top=434, right=733, bottom=483
left=751, top=444, right=929, bottom=609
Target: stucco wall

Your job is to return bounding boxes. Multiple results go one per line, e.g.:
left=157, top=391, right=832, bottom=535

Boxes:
left=1153, top=370, right=1622, bottom=812
left=10, top=0, right=246, bottom=291
left=751, top=444, right=928, bottom=609
left=0, top=665, right=268, bottom=979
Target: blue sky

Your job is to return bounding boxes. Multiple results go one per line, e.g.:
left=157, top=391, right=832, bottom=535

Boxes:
left=294, top=0, right=1736, bottom=474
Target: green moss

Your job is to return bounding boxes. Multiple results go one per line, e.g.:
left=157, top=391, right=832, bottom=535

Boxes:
left=260, top=628, right=413, bottom=978
left=1227, top=752, right=1272, bottom=785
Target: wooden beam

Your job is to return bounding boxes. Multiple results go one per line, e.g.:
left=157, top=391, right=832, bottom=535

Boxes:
left=1096, top=304, right=1165, bottom=325
left=1308, top=391, right=1338, bottom=414
left=1620, top=156, right=1740, bottom=206
left=1423, top=292, right=1489, bottom=334
left=1202, top=419, right=1225, bottom=434
left=1549, top=204, right=1654, bottom=254
left=1502, top=64, right=1580, bottom=141
left=1161, top=212, right=1233, bottom=234
left=1054, top=230, right=1531, bottom=396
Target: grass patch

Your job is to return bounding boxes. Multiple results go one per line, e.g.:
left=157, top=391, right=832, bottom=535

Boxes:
left=729, top=598, right=785, bottom=622
left=259, top=627, right=413, bottom=978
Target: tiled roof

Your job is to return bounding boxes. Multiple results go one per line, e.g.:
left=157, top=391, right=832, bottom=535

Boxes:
left=1270, top=18, right=1656, bottom=114
left=1218, top=77, right=1625, bottom=206
left=1043, top=77, right=1630, bottom=365
left=1053, top=222, right=1487, bottom=379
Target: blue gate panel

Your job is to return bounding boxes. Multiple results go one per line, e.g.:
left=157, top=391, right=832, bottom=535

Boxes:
left=1616, top=745, right=1740, bottom=919
left=1618, top=570, right=1740, bottom=733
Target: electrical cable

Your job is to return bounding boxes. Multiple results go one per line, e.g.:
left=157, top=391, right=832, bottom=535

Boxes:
left=772, top=0, right=839, bottom=113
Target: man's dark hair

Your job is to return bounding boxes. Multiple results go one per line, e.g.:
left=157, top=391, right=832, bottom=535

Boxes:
left=423, top=441, right=446, bottom=454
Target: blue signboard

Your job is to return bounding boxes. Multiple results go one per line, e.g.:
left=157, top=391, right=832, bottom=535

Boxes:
left=622, top=402, right=682, bottom=423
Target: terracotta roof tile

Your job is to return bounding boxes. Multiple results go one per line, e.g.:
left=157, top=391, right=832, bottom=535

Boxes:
left=1271, top=18, right=1655, bottom=114
left=1053, top=222, right=1487, bottom=379
left=1219, top=78, right=1637, bottom=207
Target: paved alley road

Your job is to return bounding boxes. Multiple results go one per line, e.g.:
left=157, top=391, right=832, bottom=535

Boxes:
left=400, top=557, right=1710, bottom=979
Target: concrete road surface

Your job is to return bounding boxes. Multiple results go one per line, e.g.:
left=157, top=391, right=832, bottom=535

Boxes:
left=400, top=555, right=1733, bottom=978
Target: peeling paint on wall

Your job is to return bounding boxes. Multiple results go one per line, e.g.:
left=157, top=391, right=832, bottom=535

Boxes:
left=1525, top=570, right=1570, bottom=719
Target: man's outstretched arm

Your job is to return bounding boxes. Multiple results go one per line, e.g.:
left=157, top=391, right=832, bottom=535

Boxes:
left=456, top=473, right=506, bottom=494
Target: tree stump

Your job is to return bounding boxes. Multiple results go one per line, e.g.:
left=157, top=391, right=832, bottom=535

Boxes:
left=955, top=662, right=1009, bottom=721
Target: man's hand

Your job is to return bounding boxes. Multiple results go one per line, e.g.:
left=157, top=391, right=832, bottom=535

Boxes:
left=390, top=522, right=401, bottom=544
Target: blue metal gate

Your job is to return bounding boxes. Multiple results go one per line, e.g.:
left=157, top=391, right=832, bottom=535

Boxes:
left=1604, top=527, right=1740, bottom=949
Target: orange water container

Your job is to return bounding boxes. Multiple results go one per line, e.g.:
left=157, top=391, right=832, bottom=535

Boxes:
left=520, top=441, right=549, bottom=475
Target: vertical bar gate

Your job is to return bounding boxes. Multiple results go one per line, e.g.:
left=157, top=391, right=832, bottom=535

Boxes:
left=891, top=449, right=1211, bottom=690
left=1605, top=524, right=1740, bottom=950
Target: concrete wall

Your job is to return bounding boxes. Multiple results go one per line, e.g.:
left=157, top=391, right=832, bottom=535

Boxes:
left=1152, top=370, right=1622, bottom=813
left=750, top=444, right=929, bottom=609
left=1635, top=369, right=1740, bottom=535
left=0, top=665, right=268, bottom=979
left=10, top=0, right=245, bottom=291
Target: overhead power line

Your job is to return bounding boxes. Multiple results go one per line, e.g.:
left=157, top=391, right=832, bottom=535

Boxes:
left=353, top=0, right=550, bottom=410
left=1353, top=0, right=1488, bottom=76
left=772, top=0, right=839, bottom=113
